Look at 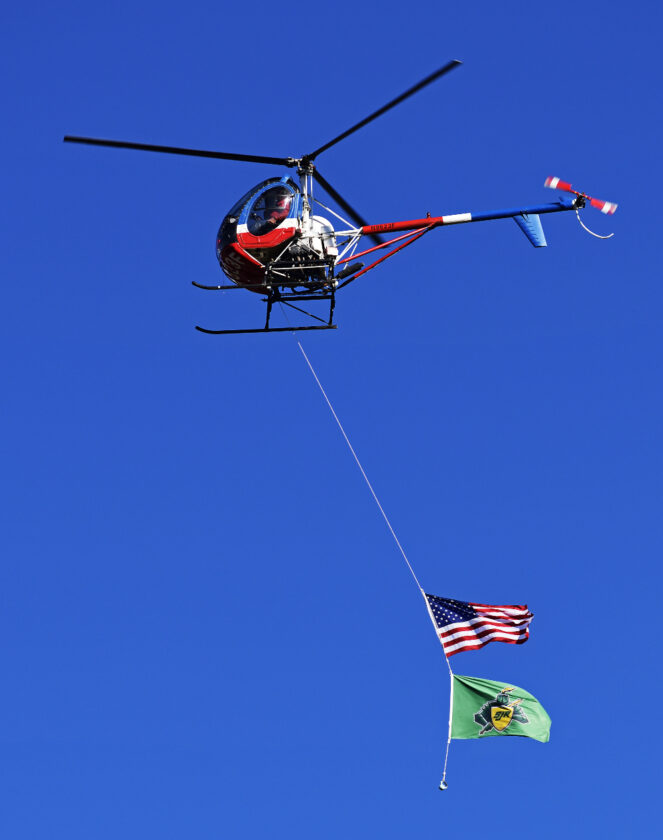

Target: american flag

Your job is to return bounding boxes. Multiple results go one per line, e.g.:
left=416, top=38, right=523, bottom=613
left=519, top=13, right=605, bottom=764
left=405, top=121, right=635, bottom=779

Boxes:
left=424, top=593, right=533, bottom=657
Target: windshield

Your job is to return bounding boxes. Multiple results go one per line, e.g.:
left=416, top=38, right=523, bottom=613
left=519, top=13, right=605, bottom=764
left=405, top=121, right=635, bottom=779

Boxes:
left=247, top=187, right=294, bottom=236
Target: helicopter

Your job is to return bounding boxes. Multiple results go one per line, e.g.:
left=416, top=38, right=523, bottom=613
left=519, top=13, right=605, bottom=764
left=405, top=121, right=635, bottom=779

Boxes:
left=64, top=60, right=617, bottom=335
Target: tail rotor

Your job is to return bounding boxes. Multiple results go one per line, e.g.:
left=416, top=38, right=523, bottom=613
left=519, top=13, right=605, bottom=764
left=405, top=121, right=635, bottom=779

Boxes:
left=544, top=176, right=618, bottom=215
left=545, top=176, right=617, bottom=239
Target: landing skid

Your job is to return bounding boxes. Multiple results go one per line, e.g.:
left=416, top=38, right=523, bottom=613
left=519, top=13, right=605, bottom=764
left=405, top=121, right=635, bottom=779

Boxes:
left=194, top=284, right=337, bottom=336
left=195, top=324, right=337, bottom=335
left=191, top=281, right=250, bottom=290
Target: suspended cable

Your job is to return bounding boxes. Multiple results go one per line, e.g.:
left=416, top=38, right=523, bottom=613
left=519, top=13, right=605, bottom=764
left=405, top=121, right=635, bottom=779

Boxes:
left=293, top=336, right=421, bottom=591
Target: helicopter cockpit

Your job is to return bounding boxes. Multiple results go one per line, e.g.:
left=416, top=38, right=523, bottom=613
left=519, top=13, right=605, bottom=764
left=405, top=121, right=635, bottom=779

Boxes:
left=215, top=175, right=339, bottom=290
left=216, top=177, right=300, bottom=256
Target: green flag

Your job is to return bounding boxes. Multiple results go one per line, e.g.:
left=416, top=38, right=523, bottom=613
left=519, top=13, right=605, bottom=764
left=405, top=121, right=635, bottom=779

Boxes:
left=451, top=675, right=551, bottom=743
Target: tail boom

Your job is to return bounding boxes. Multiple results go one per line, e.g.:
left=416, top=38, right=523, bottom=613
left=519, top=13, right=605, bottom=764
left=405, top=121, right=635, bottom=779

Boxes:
left=359, top=197, right=577, bottom=238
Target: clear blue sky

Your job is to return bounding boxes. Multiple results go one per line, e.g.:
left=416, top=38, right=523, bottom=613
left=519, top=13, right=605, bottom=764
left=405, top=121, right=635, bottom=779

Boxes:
left=3, top=2, right=661, bottom=836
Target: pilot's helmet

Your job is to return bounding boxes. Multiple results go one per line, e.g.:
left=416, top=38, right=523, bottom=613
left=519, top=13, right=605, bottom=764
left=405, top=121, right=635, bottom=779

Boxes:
left=267, top=187, right=292, bottom=212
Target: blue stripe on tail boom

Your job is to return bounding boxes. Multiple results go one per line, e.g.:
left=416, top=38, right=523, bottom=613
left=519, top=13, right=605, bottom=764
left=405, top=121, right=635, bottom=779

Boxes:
left=470, top=197, right=576, bottom=223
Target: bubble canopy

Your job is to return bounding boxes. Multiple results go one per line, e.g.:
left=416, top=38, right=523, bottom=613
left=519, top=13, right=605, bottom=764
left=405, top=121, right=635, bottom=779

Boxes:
left=216, top=177, right=300, bottom=259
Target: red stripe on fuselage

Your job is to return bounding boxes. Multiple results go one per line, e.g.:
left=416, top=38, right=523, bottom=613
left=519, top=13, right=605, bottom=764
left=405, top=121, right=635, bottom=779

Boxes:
left=237, top=226, right=298, bottom=250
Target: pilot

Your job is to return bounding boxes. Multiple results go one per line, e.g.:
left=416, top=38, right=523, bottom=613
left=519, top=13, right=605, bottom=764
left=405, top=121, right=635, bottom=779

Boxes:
left=264, top=188, right=292, bottom=228
left=250, top=187, right=292, bottom=235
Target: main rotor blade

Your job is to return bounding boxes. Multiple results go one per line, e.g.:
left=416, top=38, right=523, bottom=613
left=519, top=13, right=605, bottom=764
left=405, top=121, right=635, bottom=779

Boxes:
left=63, top=136, right=295, bottom=167
left=312, top=168, right=382, bottom=246
left=305, top=59, right=462, bottom=161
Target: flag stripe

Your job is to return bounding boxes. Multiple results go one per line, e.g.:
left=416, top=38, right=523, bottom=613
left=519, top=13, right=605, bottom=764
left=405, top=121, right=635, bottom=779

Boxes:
left=473, top=607, right=530, bottom=617
left=470, top=603, right=529, bottom=611
left=440, top=627, right=529, bottom=648
left=442, top=624, right=531, bottom=641
left=446, top=615, right=533, bottom=628
left=439, top=627, right=529, bottom=647
left=438, top=615, right=532, bottom=636
left=443, top=630, right=529, bottom=654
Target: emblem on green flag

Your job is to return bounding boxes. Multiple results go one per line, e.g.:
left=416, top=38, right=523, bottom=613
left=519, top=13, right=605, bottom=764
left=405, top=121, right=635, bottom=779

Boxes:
left=451, top=675, right=551, bottom=743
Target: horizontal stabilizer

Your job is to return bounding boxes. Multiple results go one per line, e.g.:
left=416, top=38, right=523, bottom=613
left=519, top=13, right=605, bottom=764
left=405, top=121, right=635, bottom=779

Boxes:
left=513, top=212, right=547, bottom=247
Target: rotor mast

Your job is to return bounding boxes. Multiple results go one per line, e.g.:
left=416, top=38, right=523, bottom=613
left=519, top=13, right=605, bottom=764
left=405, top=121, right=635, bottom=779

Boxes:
left=297, top=158, right=313, bottom=230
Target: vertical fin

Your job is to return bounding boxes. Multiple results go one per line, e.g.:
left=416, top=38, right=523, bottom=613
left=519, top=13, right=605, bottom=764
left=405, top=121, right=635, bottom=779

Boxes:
left=513, top=212, right=547, bottom=247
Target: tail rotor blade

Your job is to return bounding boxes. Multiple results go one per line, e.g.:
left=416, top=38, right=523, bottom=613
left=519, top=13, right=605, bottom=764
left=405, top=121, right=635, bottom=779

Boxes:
left=588, top=196, right=618, bottom=215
